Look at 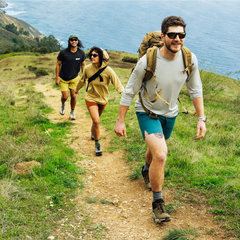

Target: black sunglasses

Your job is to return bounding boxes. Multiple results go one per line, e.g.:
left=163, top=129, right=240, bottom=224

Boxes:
left=70, top=38, right=78, bottom=42
left=166, top=32, right=186, bottom=39
left=91, top=53, right=99, bottom=58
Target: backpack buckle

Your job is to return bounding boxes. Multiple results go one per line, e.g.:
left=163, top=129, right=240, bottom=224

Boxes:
left=182, top=63, right=194, bottom=74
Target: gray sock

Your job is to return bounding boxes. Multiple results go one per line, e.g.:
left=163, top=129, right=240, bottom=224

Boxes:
left=143, top=162, right=150, bottom=171
left=153, top=190, right=162, bottom=201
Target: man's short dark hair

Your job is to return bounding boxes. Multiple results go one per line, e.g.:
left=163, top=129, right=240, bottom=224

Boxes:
left=161, top=16, right=186, bottom=34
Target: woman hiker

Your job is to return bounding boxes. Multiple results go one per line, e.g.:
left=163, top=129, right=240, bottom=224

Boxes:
left=75, top=47, right=124, bottom=156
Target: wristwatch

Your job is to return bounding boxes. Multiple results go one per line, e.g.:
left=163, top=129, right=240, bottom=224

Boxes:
left=198, top=116, right=207, bottom=122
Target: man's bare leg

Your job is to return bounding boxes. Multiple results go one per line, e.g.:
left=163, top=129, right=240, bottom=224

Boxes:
left=144, top=131, right=171, bottom=222
left=145, top=132, right=167, bottom=191
left=60, top=91, right=68, bottom=115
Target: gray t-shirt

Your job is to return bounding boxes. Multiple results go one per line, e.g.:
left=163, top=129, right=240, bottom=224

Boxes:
left=120, top=49, right=202, bottom=118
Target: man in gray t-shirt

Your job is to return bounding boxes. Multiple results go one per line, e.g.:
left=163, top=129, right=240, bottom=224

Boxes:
left=114, top=16, right=206, bottom=223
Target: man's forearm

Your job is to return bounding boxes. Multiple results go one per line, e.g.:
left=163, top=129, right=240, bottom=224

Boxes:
left=55, top=65, right=60, bottom=79
left=192, top=97, right=204, bottom=117
left=117, top=105, right=129, bottom=123
left=192, top=97, right=206, bottom=139
left=114, top=105, right=129, bottom=137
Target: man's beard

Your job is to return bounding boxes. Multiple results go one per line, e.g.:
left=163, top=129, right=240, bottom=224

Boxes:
left=165, top=41, right=182, bottom=54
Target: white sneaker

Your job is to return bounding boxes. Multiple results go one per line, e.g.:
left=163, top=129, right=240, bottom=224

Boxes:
left=60, top=103, right=66, bottom=115
left=70, top=111, right=76, bottom=120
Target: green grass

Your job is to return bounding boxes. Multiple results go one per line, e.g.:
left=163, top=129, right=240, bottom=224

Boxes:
left=85, top=197, right=113, bottom=205
left=0, top=51, right=37, bottom=60
left=0, top=76, right=103, bottom=238
left=162, top=228, right=200, bottom=240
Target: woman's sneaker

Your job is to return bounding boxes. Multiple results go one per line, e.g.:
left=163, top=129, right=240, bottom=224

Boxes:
left=152, top=199, right=171, bottom=223
left=60, top=103, right=66, bottom=115
left=141, top=166, right=152, bottom=191
left=95, top=142, right=102, bottom=156
left=70, top=111, right=76, bottom=120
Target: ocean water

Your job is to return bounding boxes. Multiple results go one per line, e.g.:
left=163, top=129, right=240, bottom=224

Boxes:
left=3, top=0, right=240, bottom=80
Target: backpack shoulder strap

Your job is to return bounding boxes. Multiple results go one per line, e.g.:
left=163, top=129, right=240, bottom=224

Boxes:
left=181, top=46, right=193, bottom=76
left=142, top=46, right=170, bottom=105
left=143, top=46, right=158, bottom=81
left=86, top=66, right=108, bottom=92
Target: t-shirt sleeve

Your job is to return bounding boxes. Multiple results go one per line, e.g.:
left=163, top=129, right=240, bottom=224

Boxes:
left=57, top=50, right=64, bottom=61
left=120, top=55, right=147, bottom=106
left=186, top=53, right=203, bottom=99
left=79, top=49, right=86, bottom=61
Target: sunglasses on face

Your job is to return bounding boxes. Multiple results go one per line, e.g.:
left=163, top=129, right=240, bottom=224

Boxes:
left=166, top=32, right=186, bottom=39
left=70, top=38, right=78, bottom=42
left=91, top=53, right=99, bottom=58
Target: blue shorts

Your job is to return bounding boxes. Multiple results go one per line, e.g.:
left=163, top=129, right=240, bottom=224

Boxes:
left=136, top=112, right=177, bottom=140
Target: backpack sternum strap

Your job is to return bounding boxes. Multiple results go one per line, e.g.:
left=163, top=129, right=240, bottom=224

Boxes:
left=154, top=89, right=169, bottom=105
left=143, top=86, right=169, bottom=105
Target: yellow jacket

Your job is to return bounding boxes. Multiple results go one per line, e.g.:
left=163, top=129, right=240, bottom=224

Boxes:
left=75, top=50, right=124, bottom=105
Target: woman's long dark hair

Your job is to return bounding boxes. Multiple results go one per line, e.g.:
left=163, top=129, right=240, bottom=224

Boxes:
left=88, top=47, right=104, bottom=67
left=67, top=39, right=84, bottom=51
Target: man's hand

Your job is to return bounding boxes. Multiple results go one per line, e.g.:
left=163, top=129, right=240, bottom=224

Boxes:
left=114, top=121, right=127, bottom=137
left=55, top=78, right=60, bottom=87
left=196, top=121, right=206, bottom=139
left=114, top=105, right=129, bottom=137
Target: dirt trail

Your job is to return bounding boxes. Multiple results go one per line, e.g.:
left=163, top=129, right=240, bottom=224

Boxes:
left=36, top=83, right=229, bottom=240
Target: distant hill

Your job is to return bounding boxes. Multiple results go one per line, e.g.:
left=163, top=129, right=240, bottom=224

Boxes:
left=0, top=0, right=7, bottom=8
left=0, top=1, right=45, bottom=52
left=0, top=10, right=44, bottom=39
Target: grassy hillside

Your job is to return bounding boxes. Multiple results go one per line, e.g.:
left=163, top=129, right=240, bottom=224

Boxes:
left=0, top=27, right=38, bottom=50
left=0, top=51, right=239, bottom=239
left=0, top=10, right=44, bottom=39
left=0, top=10, right=46, bottom=52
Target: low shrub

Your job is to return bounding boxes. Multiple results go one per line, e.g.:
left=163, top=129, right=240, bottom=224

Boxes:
left=34, top=68, right=49, bottom=77
left=122, top=56, right=138, bottom=63
left=28, top=66, right=37, bottom=71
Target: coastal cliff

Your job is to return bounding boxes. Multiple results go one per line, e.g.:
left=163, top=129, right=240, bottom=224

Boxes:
left=0, top=0, right=7, bottom=8
left=0, top=9, right=44, bottom=39
left=0, top=1, right=46, bottom=51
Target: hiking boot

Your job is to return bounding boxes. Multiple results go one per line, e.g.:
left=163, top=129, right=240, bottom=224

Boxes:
left=70, top=111, right=76, bottom=120
left=91, top=128, right=94, bottom=140
left=152, top=199, right=171, bottom=223
left=60, top=103, right=66, bottom=115
left=142, top=166, right=152, bottom=191
left=95, top=142, right=102, bottom=156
